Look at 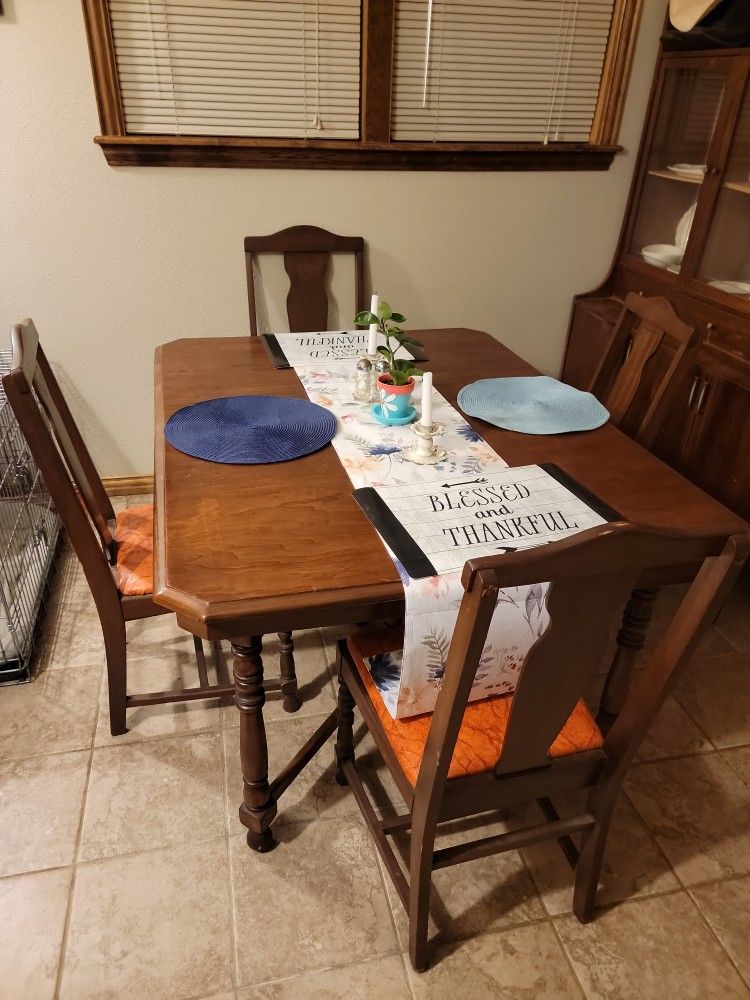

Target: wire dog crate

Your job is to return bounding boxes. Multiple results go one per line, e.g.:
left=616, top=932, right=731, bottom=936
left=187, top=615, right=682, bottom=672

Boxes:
left=0, top=350, right=62, bottom=683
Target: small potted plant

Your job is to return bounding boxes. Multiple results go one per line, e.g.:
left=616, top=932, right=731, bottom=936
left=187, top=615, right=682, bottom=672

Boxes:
left=354, top=301, right=423, bottom=423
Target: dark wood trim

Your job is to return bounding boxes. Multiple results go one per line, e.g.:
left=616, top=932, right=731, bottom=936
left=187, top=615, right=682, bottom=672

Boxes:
left=680, top=57, right=750, bottom=281
left=361, top=0, right=395, bottom=144
left=81, top=0, right=124, bottom=135
left=591, top=0, right=644, bottom=146
left=95, top=135, right=620, bottom=171
left=82, top=0, right=637, bottom=171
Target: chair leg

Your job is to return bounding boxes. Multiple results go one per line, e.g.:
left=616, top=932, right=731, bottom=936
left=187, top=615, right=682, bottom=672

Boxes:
left=211, top=640, right=223, bottom=675
left=193, top=635, right=210, bottom=688
left=103, top=617, right=128, bottom=737
left=573, top=798, right=617, bottom=922
left=334, top=674, right=355, bottom=786
left=408, top=815, right=438, bottom=972
left=278, top=631, right=301, bottom=713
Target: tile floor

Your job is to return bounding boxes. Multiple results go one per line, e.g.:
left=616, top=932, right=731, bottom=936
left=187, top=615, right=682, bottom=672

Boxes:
left=2, top=504, right=750, bottom=999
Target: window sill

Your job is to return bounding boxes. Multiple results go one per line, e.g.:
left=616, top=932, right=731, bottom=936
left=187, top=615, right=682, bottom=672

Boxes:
left=95, top=135, right=622, bottom=171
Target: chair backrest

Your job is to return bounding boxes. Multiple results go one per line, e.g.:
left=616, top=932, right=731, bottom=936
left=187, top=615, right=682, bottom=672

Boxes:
left=244, top=225, right=366, bottom=335
left=2, top=320, right=120, bottom=608
left=415, top=522, right=746, bottom=803
left=589, top=293, right=698, bottom=448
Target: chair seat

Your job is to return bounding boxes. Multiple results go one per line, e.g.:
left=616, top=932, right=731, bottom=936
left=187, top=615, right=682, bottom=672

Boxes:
left=348, top=631, right=604, bottom=787
left=115, top=504, right=154, bottom=597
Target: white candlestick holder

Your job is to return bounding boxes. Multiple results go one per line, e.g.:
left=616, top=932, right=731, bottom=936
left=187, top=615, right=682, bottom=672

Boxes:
left=401, top=421, right=447, bottom=465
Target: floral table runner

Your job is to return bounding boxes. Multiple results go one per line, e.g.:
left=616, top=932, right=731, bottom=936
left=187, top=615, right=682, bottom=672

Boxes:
left=294, top=360, right=550, bottom=719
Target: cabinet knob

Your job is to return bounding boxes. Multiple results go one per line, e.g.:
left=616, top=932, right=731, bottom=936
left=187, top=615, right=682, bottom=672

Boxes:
left=706, top=322, right=715, bottom=332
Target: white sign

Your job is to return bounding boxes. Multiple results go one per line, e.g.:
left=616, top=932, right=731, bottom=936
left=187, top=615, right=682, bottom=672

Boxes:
left=370, top=465, right=611, bottom=576
left=269, top=330, right=414, bottom=366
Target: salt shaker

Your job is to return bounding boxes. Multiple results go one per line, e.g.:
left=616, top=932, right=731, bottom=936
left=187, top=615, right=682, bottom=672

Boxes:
left=372, top=357, right=388, bottom=403
left=353, top=355, right=373, bottom=402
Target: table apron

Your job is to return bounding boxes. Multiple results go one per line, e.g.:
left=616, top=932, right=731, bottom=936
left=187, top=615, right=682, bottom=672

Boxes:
left=175, top=597, right=406, bottom=642
left=170, top=561, right=701, bottom=641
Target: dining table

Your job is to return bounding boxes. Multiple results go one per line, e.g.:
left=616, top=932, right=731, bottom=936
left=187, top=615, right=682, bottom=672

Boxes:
left=153, top=328, right=748, bottom=851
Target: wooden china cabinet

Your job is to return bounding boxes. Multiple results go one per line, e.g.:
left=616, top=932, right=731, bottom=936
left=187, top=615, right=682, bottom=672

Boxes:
left=563, top=43, right=750, bottom=521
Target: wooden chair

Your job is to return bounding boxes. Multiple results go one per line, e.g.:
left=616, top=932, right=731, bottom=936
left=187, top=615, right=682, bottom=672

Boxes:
left=4, top=319, right=266, bottom=735
left=589, top=293, right=698, bottom=448
left=243, top=225, right=366, bottom=705
left=244, top=224, right=365, bottom=335
left=325, top=522, right=746, bottom=971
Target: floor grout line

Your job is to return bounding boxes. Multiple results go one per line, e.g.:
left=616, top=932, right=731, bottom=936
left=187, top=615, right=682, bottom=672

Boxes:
left=633, top=745, right=733, bottom=767
left=238, top=949, right=406, bottom=993
left=50, top=655, right=108, bottom=999
left=684, top=885, right=750, bottom=993
left=64, top=832, right=229, bottom=870
left=548, top=917, right=588, bottom=999
left=10, top=525, right=750, bottom=996
left=51, top=743, right=94, bottom=1000
left=671, top=669, right=733, bottom=755
left=513, top=824, right=588, bottom=997
left=220, top=720, right=241, bottom=993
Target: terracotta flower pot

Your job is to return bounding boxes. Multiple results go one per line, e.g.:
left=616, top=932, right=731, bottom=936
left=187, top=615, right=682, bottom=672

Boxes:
left=376, top=374, right=415, bottom=422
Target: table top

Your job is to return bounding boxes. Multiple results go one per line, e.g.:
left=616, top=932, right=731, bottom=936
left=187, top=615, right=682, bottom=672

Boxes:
left=154, top=329, right=747, bottom=639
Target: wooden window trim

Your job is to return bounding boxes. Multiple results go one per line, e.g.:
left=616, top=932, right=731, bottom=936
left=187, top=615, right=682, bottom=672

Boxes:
left=82, top=0, right=641, bottom=171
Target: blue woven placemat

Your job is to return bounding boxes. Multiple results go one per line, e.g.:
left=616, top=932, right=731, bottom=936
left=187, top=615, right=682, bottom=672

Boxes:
left=164, top=395, right=337, bottom=464
left=457, top=376, right=609, bottom=435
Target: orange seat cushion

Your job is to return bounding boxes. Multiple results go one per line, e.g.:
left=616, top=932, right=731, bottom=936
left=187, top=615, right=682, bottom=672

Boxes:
left=115, top=504, right=154, bottom=597
left=348, top=633, right=603, bottom=786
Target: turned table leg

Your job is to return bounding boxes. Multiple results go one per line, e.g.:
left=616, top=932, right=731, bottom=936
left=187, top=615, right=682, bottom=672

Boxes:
left=278, top=631, right=301, bottom=713
left=597, top=587, right=659, bottom=732
left=232, top=636, right=277, bottom=852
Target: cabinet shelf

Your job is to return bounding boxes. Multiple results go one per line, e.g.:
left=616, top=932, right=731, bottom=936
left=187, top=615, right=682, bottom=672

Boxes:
left=565, top=50, right=750, bottom=523
left=647, top=168, right=702, bottom=185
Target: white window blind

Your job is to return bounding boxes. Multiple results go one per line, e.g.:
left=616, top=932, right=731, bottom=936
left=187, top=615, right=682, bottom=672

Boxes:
left=109, top=0, right=361, bottom=139
left=392, top=0, right=616, bottom=143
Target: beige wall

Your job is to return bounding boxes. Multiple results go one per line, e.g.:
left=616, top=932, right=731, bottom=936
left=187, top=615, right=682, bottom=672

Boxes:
left=1, top=0, right=665, bottom=476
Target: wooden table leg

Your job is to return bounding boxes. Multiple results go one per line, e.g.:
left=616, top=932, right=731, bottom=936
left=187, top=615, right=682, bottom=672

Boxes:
left=597, top=587, right=659, bottom=732
left=232, top=636, right=277, bottom=852
left=278, top=631, right=301, bottom=713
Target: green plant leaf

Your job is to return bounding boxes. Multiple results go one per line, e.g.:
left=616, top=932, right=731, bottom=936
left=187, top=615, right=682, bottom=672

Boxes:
left=354, top=310, right=378, bottom=326
left=392, top=361, right=422, bottom=380
left=376, top=345, right=391, bottom=358
left=389, top=370, right=413, bottom=386
left=377, top=301, right=393, bottom=321
left=390, top=312, right=406, bottom=323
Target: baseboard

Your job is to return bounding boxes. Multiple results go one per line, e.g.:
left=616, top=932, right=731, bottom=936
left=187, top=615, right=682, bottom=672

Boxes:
left=102, top=475, right=154, bottom=497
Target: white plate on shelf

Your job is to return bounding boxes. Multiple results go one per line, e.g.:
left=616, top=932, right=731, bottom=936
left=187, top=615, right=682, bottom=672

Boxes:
left=667, top=163, right=707, bottom=180
left=675, top=203, right=697, bottom=252
left=641, top=243, right=683, bottom=268
left=708, top=279, right=750, bottom=297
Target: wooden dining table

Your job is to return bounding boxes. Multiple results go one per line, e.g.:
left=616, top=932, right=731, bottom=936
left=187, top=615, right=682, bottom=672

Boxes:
left=153, top=328, right=747, bottom=851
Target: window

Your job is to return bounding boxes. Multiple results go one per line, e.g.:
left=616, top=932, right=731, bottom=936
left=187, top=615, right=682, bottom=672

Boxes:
left=109, top=0, right=361, bottom=138
left=82, top=0, right=642, bottom=169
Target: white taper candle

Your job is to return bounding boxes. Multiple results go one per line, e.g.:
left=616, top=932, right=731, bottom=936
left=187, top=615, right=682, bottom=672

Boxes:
left=421, top=371, right=433, bottom=428
left=367, top=292, right=379, bottom=356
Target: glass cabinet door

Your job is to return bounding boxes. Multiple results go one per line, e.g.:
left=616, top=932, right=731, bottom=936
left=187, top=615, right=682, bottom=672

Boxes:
left=697, top=84, right=750, bottom=300
left=628, top=65, right=728, bottom=274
